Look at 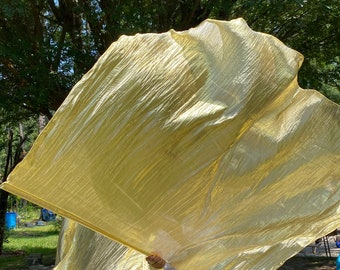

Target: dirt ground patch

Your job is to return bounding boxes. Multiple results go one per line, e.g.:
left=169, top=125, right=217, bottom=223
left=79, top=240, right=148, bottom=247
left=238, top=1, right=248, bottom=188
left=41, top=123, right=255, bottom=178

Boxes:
left=279, top=256, right=336, bottom=270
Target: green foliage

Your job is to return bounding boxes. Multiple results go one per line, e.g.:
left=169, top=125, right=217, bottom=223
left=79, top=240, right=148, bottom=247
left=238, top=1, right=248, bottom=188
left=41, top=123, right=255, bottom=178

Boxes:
left=0, top=1, right=339, bottom=178
left=0, top=0, right=338, bottom=126
left=212, top=0, right=340, bottom=100
left=53, top=216, right=63, bottom=232
left=13, top=201, right=41, bottom=222
left=0, top=1, right=338, bottom=262
left=0, top=117, right=38, bottom=177
left=3, top=227, right=9, bottom=244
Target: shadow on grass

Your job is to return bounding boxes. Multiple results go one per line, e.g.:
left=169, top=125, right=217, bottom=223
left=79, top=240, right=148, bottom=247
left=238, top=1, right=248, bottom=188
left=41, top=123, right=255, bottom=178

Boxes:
left=0, top=247, right=56, bottom=270
left=279, top=256, right=336, bottom=269
left=0, top=246, right=56, bottom=270
left=8, top=229, right=59, bottom=239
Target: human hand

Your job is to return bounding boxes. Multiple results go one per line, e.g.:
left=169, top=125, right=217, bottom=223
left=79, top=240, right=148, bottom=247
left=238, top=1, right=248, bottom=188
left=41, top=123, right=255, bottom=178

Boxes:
left=146, top=254, right=166, bottom=269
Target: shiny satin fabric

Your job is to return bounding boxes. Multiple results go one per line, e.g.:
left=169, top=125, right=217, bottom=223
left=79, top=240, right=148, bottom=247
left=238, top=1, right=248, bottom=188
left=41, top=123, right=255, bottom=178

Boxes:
left=55, top=219, right=150, bottom=270
left=1, top=18, right=340, bottom=269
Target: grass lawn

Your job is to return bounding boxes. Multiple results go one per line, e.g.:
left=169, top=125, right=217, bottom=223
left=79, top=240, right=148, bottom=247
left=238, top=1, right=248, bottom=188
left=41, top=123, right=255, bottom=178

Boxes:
left=0, top=207, right=60, bottom=270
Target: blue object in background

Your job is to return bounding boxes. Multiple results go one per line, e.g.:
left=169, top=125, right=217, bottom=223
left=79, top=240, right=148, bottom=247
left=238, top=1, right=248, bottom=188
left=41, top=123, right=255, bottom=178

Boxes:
left=41, top=208, right=56, bottom=221
left=336, top=254, right=340, bottom=270
left=5, top=212, right=17, bottom=229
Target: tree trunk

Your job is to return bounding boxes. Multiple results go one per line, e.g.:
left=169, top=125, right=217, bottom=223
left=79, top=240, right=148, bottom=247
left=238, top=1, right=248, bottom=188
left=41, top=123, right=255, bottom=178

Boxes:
left=0, top=190, right=10, bottom=254
left=38, top=115, right=49, bottom=133
left=18, top=123, right=27, bottom=209
left=0, top=130, right=13, bottom=255
left=0, top=129, right=27, bottom=254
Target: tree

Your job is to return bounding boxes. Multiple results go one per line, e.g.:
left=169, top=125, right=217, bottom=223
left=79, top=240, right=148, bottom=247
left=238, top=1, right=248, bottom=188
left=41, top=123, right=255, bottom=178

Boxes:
left=0, top=128, right=26, bottom=254
left=0, top=117, right=38, bottom=255
left=0, top=1, right=339, bottom=127
left=0, top=0, right=85, bottom=123
left=0, top=0, right=339, bottom=255
left=228, top=0, right=340, bottom=103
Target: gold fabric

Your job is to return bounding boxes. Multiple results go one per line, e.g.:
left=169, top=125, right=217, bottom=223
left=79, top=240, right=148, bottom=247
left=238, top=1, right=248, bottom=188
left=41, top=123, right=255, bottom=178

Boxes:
left=2, top=18, right=340, bottom=269
left=55, top=219, right=150, bottom=270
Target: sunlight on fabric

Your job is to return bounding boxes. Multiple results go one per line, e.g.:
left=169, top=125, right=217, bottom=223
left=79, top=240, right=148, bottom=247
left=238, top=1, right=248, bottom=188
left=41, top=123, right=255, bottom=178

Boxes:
left=2, top=18, right=340, bottom=269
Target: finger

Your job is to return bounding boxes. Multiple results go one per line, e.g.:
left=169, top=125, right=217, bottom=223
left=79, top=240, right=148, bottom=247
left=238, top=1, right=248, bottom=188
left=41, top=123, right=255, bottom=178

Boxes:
left=146, top=255, right=166, bottom=268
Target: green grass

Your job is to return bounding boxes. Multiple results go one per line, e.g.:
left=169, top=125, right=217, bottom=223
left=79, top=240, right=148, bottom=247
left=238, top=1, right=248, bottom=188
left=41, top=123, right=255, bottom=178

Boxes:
left=0, top=207, right=60, bottom=270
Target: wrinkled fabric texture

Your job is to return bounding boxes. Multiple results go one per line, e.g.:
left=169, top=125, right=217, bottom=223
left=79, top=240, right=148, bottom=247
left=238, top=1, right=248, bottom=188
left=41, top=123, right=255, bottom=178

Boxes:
left=1, top=18, right=340, bottom=269
left=55, top=219, right=150, bottom=270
